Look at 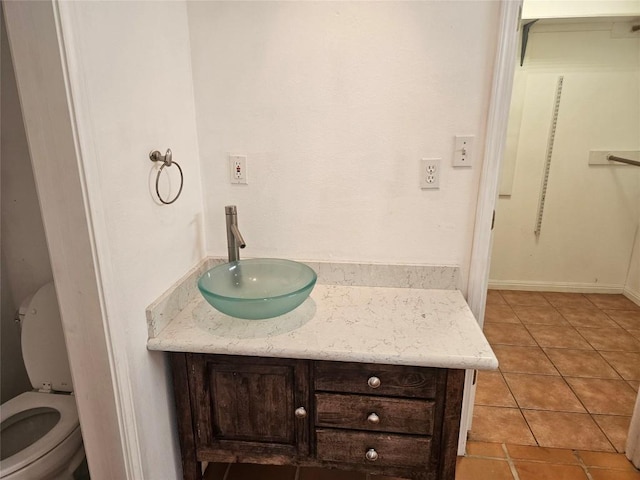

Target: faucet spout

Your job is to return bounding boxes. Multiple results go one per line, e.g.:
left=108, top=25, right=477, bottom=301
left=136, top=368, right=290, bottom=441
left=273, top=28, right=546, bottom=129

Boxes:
left=225, top=205, right=246, bottom=262
left=231, top=224, right=246, bottom=249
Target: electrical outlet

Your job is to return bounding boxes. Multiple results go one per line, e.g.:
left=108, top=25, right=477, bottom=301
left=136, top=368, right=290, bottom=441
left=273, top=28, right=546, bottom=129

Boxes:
left=229, top=154, right=247, bottom=184
left=420, top=158, right=440, bottom=189
left=453, top=135, right=474, bottom=167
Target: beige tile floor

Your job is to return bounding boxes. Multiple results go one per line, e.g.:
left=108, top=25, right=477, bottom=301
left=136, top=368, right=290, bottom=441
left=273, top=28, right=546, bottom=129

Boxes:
left=457, top=444, right=640, bottom=480
left=203, top=291, right=640, bottom=479
left=474, top=291, right=640, bottom=452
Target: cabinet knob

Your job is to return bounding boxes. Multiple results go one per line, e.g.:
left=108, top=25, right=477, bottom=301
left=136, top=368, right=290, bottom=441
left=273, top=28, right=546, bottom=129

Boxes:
left=367, top=376, right=381, bottom=388
left=365, top=448, right=379, bottom=462
left=294, top=407, right=307, bottom=419
left=367, top=412, right=380, bottom=424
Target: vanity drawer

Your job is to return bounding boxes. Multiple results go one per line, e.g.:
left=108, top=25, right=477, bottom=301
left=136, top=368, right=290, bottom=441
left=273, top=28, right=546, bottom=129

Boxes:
left=314, top=361, right=437, bottom=399
left=315, top=393, right=434, bottom=435
left=316, top=429, right=431, bottom=468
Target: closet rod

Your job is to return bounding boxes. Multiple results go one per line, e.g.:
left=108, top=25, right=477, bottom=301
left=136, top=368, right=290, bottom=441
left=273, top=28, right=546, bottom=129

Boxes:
left=607, top=155, right=640, bottom=167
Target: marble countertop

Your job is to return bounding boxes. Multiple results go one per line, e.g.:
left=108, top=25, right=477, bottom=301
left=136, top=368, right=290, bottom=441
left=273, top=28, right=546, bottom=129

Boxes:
left=147, top=265, right=497, bottom=370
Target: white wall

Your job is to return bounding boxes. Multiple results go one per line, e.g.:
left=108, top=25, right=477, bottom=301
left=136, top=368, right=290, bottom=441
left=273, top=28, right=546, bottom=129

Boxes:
left=0, top=8, right=53, bottom=403
left=56, top=1, right=205, bottom=477
left=490, top=22, right=640, bottom=292
left=523, top=0, right=640, bottom=20
left=188, top=1, right=501, bottom=293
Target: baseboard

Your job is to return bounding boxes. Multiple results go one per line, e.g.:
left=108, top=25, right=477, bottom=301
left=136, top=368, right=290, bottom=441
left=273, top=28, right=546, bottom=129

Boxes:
left=623, top=287, right=640, bottom=307
left=488, top=280, right=625, bottom=295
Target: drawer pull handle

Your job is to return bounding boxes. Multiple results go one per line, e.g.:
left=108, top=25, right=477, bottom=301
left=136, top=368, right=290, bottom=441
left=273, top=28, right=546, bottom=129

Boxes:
left=294, top=407, right=307, bottom=418
left=367, top=413, right=380, bottom=424
left=365, top=448, right=379, bottom=462
left=367, top=376, right=381, bottom=388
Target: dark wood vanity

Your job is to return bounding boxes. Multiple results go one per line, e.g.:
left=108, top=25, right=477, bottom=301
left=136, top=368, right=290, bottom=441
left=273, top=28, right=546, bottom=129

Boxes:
left=170, top=352, right=465, bottom=480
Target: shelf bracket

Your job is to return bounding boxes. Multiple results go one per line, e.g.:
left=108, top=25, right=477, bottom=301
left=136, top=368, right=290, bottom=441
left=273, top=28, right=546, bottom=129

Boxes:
left=520, top=20, right=538, bottom=66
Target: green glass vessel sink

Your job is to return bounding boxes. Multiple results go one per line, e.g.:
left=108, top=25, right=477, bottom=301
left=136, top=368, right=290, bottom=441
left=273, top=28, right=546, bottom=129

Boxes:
left=197, top=259, right=317, bottom=320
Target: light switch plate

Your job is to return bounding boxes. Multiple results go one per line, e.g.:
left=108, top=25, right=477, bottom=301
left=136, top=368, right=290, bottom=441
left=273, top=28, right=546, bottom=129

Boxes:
left=453, top=135, right=474, bottom=167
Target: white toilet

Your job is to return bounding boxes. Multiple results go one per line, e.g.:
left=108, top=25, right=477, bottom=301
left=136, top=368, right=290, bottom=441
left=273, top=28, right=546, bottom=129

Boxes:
left=1, top=282, right=85, bottom=480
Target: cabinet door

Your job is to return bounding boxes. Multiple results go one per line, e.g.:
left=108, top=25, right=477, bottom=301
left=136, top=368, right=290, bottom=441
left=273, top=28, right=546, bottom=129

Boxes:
left=188, top=354, right=309, bottom=461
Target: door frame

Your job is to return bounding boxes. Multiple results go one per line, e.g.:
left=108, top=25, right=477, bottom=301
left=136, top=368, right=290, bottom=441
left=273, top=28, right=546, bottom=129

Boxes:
left=462, top=0, right=640, bottom=466
left=458, top=0, right=522, bottom=454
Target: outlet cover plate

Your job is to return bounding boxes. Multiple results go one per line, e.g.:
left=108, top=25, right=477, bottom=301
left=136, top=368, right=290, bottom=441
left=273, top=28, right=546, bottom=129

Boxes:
left=229, top=154, right=247, bottom=184
left=420, top=158, right=440, bottom=189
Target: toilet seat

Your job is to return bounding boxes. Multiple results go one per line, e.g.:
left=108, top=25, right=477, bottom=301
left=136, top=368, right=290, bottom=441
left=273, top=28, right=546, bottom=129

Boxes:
left=0, top=392, right=79, bottom=478
left=20, top=282, right=73, bottom=393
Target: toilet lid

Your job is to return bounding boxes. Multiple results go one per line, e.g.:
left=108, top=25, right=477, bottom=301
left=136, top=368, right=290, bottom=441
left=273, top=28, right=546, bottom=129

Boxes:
left=21, top=282, right=73, bottom=392
left=0, top=392, right=80, bottom=478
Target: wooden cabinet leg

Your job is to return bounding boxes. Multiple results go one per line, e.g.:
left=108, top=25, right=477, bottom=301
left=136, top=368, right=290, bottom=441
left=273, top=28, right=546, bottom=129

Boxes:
left=170, top=353, right=202, bottom=480
left=438, top=369, right=465, bottom=480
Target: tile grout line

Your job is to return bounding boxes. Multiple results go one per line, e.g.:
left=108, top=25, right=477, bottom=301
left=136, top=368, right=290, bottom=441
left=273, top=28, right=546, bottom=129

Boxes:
left=600, top=307, right=631, bottom=332
left=560, top=372, right=597, bottom=417
left=483, top=345, right=543, bottom=448
left=466, top=453, right=509, bottom=460
left=496, top=369, right=521, bottom=410
left=526, top=302, right=566, bottom=379
left=586, top=300, right=640, bottom=385
left=573, top=450, right=595, bottom=480
left=491, top=347, right=540, bottom=448
left=592, top=347, right=626, bottom=382
left=573, top=300, right=640, bottom=354
left=501, top=443, right=521, bottom=480
left=517, top=409, right=540, bottom=449
left=562, top=372, right=624, bottom=453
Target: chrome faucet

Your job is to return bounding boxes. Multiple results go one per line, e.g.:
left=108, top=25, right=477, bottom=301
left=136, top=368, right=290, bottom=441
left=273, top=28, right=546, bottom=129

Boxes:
left=225, top=205, right=246, bottom=262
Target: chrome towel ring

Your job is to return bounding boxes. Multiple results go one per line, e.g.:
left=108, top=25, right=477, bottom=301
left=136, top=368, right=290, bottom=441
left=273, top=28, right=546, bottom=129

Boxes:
left=149, top=149, right=183, bottom=205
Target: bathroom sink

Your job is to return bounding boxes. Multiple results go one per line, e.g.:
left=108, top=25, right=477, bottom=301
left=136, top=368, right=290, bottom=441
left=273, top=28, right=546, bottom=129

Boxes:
left=197, top=259, right=317, bottom=320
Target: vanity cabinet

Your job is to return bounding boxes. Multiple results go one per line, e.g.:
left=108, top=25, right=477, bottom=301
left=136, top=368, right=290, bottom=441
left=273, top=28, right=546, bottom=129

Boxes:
left=171, top=353, right=464, bottom=480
